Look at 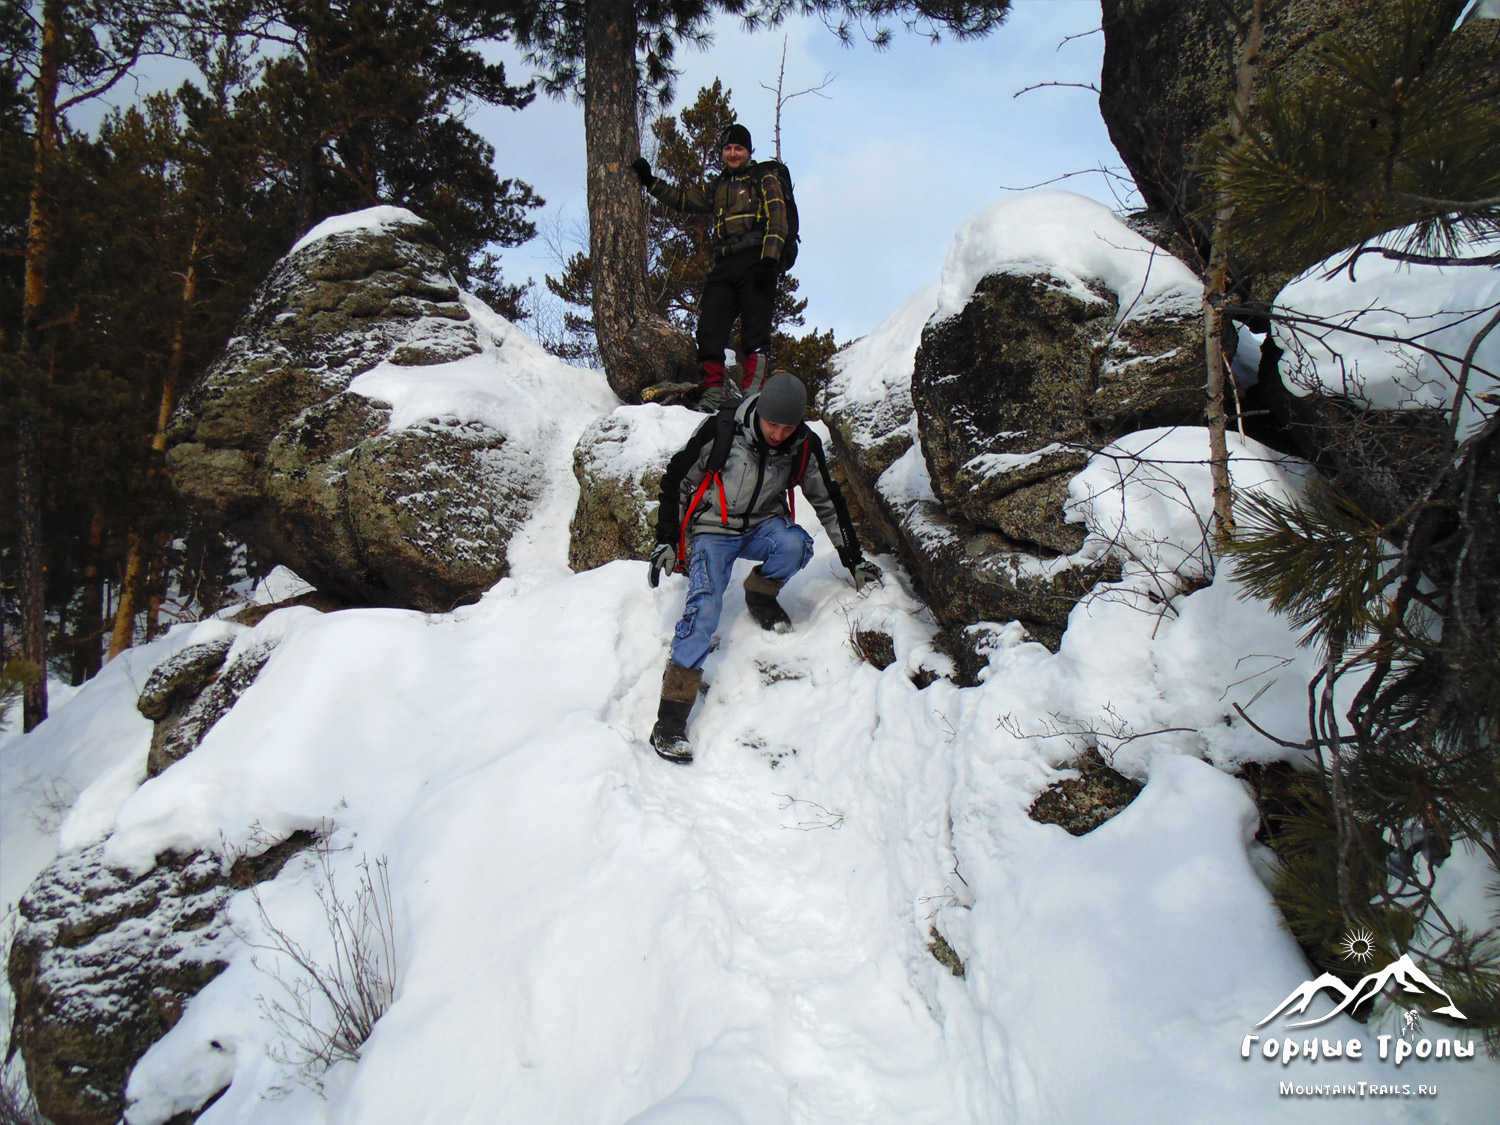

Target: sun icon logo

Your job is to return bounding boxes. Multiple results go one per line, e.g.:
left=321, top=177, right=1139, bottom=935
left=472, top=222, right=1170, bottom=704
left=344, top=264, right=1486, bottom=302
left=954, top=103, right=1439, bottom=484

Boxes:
left=1338, top=928, right=1377, bottom=963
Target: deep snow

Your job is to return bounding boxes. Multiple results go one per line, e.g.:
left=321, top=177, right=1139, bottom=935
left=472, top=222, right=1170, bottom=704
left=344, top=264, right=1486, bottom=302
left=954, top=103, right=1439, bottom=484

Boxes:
left=3, top=197, right=1496, bottom=1123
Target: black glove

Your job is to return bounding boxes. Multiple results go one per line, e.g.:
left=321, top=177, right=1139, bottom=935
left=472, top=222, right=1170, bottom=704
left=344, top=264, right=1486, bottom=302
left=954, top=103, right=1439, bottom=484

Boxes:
left=851, top=559, right=883, bottom=592
left=630, top=157, right=653, bottom=187
left=648, top=543, right=677, bottom=588
left=751, top=257, right=779, bottom=293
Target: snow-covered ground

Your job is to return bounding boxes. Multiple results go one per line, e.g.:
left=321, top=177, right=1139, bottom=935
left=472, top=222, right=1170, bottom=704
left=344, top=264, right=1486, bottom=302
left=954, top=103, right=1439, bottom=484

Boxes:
left=3, top=197, right=1496, bottom=1123
left=1276, top=229, right=1500, bottom=436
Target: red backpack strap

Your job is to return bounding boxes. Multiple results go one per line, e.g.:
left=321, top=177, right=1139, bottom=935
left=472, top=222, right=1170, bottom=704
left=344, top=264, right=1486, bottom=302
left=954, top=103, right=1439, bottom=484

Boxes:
left=677, top=406, right=740, bottom=564
left=677, top=471, right=731, bottom=564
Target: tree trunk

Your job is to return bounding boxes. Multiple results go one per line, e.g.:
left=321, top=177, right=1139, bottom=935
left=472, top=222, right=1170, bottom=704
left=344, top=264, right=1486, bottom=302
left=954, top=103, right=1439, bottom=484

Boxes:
left=16, top=0, right=66, bottom=731
left=109, top=216, right=202, bottom=661
left=108, top=534, right=146, bottom=660
left=16, top=415, right=49, bottom=728
left=582, top=0, right=696, bottom=402
left=1203, top=0, right=1264, bottom=545
left=72, top=511, right=107, bottom=684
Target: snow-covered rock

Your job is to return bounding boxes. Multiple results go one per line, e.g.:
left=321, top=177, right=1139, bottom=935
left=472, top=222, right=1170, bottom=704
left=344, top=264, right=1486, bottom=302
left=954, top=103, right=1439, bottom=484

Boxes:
left=915, top=193, right=1204, bottom=550
left=568, top=405, right=704, bottom=572
left=1274, top=230, right=1500, bottom=435
left=824, top=192, right=1202, bottom=647
left=8, top=835, right=310, bottom=1125
left=167, top=207, right=616, bottom=611
left=1260, top=225, right=1499, bottom=524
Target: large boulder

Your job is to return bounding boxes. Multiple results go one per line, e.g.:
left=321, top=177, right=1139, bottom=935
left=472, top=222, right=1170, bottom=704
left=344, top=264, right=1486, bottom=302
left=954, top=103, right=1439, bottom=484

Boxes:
left=1256, top=230, right=1500, bottom=524
left=166, top=207, right=549, bottom=611
left=7, top=837, right=310, bottom=1125
left=823, top=193, right=1198, bottom=649
left=912, top=270, right=1202, bottom=554
left=8, top=629, right=318, bottom=1124
left=567, top=406, right=704, bottom=572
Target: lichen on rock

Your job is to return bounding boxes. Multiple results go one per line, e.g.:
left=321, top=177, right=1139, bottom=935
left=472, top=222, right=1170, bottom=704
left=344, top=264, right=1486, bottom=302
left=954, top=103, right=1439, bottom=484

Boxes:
left=7, top=834, right=311, bottom=1125
left=1028, top=749, right=1144, bottom=835
left=567, top=405, right=705, bottom=572
left=144, top=641, right=278, bottom=779
left=165, top=207, right=537, bottom=611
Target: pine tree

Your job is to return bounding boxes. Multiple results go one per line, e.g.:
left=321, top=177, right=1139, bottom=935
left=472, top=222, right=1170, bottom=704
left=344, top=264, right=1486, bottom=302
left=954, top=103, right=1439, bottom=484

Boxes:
left=544, top=80, right=833, bottom=382
left=1202, top=0, right=1499, bottom=274
left=506, top=0, right=1013, bottom=402
left=1215, top=2, right=1500, bottom=1037
left=236, top=0, right=543, bottom=307
left=4, top=4, right=556, bottom=680
left=3, top=0, right=191, bottom=728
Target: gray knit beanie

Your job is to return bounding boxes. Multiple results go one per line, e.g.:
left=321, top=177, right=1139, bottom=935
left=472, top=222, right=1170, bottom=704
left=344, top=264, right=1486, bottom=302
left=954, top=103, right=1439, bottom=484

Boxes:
left=757, top=372, right=806, bottom=426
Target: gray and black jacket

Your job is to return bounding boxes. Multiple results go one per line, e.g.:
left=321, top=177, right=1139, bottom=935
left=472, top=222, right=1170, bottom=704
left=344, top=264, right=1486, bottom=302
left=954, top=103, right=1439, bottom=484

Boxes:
left=655, top=396, right=864, bottom=568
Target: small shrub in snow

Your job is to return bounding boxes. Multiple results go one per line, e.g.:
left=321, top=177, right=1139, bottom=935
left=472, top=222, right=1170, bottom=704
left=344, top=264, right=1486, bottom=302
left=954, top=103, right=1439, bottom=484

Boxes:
left=0, top=1057, right=44, bottom=1125
left=250, top=845, right=398, bottom=1078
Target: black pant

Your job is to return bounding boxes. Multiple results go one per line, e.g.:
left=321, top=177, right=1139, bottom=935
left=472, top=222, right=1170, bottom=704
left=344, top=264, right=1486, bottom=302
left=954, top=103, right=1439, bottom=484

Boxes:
left=695, top=247, right=774, bottom=366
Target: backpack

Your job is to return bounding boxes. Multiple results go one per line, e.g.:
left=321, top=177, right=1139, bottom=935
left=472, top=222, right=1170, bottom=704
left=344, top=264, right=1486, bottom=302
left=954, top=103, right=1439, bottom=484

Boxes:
left=753, top=159, right=800, bottom=272
left=674, top=400, right=812, bottom=566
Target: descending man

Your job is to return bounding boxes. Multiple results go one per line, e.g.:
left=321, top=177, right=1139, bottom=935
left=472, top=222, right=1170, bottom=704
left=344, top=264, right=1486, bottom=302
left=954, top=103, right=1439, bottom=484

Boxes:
left=631, top=123, right=788, bottom=411
left=645, top=373, right=883, bottom=763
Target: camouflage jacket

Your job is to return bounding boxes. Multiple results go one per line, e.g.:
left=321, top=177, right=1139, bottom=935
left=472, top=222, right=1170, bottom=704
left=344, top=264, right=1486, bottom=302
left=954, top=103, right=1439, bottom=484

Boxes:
left=647, top=162, right=788, bottom=262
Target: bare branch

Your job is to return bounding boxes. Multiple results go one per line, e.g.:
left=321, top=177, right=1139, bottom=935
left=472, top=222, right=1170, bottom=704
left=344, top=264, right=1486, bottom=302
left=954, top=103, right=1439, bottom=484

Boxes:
left=1335, top=244, right=1500, bottom=278
left=996, top=165, right=1136, bottom=192
left=1012, top=81, right=1099, bottom=98
left=1058, top=26, right=1102, bottom=49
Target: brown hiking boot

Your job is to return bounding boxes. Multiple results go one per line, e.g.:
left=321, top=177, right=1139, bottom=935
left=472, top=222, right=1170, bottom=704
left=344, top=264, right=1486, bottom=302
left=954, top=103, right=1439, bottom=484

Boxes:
left=743, top=566, right=792, bottom=633
left=650, top=662, right=702, bottom=763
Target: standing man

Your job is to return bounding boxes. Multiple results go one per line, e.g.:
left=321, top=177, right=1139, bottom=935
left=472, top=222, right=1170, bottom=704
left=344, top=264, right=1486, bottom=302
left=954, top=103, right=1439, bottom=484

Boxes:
left=631, top=123, right=787, bottom=411
left=645, top=373, right=883, bottom=763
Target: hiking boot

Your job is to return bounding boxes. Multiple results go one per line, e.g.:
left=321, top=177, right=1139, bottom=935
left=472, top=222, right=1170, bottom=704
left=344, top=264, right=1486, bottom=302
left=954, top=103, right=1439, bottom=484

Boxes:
left=650, top=663, right=701, bottom=763
left=650, top=701, right=694, bottom=763
left=741, top=353, right=768, bottom=396
left=698, top=383, right=737, bottom=413
left=696, top=362, right=734, bottom=414
left=743, top=566, right=792, bottom=633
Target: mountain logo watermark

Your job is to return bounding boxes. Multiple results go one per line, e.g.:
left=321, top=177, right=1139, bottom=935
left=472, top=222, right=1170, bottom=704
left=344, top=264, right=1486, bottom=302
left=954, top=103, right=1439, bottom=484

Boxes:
left=1336, top=928, right=1377, bottom=964
left=1243, top=945, right=1476, bottom=1072
left=1255, top=953, right=1466, bottom=1030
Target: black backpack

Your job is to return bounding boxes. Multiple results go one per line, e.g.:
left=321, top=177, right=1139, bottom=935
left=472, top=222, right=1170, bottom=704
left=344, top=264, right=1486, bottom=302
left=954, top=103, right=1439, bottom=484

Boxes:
left=754, top=159, right=800, bottom=272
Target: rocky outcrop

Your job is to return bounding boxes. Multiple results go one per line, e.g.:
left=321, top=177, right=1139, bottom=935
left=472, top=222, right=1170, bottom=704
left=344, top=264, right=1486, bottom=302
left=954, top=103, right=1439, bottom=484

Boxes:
left=1098, top=0, right=1480, bottom=280
left=7, top=836, right=311, bottom=1125
left=1254, top=337, right=1451, bottom=527
left=913, top=270, right=1203, bottom=556
left=166, top=207, right=540, bottom=611
left=836, top=447, right=1121, bottom=652
left=137, top=637, right=277, bottom=778
left=1028, top=749, right=1143, bottom=835
left=823, top=229, right=1201, bottom=651
left=567, top=406, right=703, bottom=572
left=7, top=631, right=318, bottom=1124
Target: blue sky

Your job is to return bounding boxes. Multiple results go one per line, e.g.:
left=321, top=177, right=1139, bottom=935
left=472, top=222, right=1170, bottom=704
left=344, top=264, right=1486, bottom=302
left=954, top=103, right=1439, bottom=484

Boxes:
left=476, top=0, right=1131, bottom=345
left=76, top=0, right=1128, bottom=349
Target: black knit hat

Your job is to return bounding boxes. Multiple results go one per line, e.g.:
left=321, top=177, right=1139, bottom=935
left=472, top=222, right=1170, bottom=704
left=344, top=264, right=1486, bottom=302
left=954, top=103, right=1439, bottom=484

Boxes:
left=721, top=123, right=753, bottom=152
left=757, top=372, right=805, bottom=427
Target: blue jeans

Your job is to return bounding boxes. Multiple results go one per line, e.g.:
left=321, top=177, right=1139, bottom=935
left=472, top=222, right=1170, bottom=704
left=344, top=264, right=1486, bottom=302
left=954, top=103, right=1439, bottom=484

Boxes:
left=671, top=517, right=815, bottom=669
